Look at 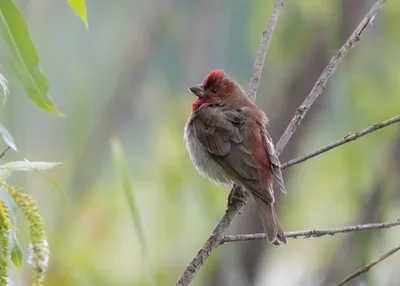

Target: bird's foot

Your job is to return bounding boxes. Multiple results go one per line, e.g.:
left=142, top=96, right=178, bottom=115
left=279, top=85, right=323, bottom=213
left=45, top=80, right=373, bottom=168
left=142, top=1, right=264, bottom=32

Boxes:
left=227, top=185, right=248, bottom=213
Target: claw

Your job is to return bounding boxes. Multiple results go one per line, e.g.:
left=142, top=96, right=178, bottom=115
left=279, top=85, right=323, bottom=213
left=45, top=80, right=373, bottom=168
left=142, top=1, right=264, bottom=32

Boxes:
left=227, top=185, right=248, bottom=213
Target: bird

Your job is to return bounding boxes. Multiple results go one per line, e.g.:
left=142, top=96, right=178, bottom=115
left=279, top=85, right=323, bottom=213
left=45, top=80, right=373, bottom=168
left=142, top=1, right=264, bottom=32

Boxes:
left=184, top=69, right=287, bottom=245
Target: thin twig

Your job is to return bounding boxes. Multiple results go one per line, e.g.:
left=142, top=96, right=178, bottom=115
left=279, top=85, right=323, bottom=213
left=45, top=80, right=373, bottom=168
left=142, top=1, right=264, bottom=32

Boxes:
left=248, top=0, right=284, bottom=102
left=275, top=0, right=388, bottom=155
left=176, top=1, right=284, bottom=285
left=0, top=147, right=10, bottom=159
left=281, top=114, right=400, bottom=170
left=334, top=245, right=400, bottom=286
left=221, top=220, right=400, bottom=243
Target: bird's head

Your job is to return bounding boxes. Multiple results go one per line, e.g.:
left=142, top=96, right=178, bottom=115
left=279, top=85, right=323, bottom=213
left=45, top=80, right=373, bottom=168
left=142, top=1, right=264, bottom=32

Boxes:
left=189, top=70, right=246, bottom=111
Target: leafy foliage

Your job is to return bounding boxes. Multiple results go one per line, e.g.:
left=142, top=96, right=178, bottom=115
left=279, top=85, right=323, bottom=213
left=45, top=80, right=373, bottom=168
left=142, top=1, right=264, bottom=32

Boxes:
left=0, top=115, right=58, bottom=284
left=0, top=0, right=61, bottom=115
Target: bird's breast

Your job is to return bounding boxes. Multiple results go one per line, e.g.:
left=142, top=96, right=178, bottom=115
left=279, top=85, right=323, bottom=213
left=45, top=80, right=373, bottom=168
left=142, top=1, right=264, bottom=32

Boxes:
left=184, top=116, right=233, bottom=187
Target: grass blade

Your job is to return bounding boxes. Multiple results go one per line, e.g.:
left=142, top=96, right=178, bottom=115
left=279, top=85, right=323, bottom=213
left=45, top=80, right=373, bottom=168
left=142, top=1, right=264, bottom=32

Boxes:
left=111, top=138, right=155, bottom=286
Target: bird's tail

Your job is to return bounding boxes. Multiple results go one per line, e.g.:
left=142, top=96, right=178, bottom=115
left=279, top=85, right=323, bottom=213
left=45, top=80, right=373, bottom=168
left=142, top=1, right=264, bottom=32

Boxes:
left=254, top=197, right=287, bottom=245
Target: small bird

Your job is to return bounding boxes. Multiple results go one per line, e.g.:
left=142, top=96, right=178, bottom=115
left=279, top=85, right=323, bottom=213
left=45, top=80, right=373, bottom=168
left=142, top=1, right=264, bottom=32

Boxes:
left=184, top=70, right=287, bottom=245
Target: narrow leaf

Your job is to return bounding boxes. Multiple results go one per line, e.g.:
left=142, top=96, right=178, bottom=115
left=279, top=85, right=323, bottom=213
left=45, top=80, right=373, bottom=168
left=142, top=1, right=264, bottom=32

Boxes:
left=1, top=161, right=61, bottom=172
left=111, top=138, right=155, bottom=286
left=0, top=0, right=62, bottom=115
left=0, top=72, right=9, bottom=105
left=10, top=231, right=22, bottom=271
left=68, top=0, right=88, bottom=29
left=0, top=123, right=17, bottom=151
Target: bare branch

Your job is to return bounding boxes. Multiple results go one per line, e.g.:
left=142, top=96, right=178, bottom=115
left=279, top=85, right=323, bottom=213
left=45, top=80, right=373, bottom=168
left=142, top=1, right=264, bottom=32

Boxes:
left=0, top=146, right=11, bottom=160
left=177, top=0, right=388, bottom=285
left=248, top=0, right=283, bottom=102
left=221, top=220, right=400, bottom=243
left=177, top=0, right=283, bottom=284
left=176, top=187, right=249, bottom=286
left=281, top=114, right=400, bottom=170
left=334, top=245, right=400, bottom=286
left=275, top=0, right=388, bottom=155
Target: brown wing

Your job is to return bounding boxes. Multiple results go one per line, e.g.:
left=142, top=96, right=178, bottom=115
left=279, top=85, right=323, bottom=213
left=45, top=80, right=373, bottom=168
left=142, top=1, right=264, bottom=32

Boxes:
left=192, top=104, right=274, bottom=203
left=259, top=125, right=287, bottom=194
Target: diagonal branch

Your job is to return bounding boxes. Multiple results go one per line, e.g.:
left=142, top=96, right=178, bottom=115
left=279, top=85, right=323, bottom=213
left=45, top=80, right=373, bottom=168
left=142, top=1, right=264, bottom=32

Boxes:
left=333, top=245, right=400, bottom=286
left=0, top=146, right=10, bottom=160
left=221, top=220, right=400, bottom=243
left=281, top=114, right=400, bottom=170
left=176, top=0, right=388, bottom=285
left=248, top=0, right=284, bottom=102
left=176, top=187, right=249, bottom=286
left=176, top=1, right=283, bottom=285
left=275, top=0, right=388, bottom=155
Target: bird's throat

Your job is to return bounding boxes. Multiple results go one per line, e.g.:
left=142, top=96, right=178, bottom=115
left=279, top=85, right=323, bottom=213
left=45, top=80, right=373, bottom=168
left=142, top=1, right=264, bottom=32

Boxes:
left=192, top=97, right=215, bottom=111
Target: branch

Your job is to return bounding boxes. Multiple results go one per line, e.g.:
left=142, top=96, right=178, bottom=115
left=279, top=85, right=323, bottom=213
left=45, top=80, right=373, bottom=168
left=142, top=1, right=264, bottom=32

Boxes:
left=176, top=186, right=249, bottom=286
left=176, top=1, right=283, bottom=284
left=281, top=114, right=400, bottom=170
left=0, top=147, right=10, bottom=160
left=221, top=220, right=400, bottom=243
left=177, top=0, right=388, bottom=285
left=248, top=0, right=283, bottom=102
left=275, top=0, right=388, bottom=155
left=334, top=245, right=400, bottom=286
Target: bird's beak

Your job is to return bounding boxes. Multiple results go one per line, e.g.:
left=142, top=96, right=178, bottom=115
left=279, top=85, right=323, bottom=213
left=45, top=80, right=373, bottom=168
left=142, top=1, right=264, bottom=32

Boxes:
left=189, top=85, right=205, bottom=98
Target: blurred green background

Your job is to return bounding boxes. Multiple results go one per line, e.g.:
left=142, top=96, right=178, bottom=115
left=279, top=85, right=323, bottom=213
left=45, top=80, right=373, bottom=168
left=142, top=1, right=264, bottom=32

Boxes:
left=1, top=0, right=400, bottom=285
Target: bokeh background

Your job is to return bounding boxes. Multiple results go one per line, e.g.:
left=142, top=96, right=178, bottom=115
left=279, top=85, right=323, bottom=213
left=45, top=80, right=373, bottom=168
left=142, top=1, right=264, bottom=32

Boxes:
left=1, top=0, right=400, bottom=285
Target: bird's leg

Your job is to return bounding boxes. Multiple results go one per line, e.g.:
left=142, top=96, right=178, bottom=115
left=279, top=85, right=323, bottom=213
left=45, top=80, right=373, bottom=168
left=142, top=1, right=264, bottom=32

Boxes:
left=227, top=184, right=248, bottom=213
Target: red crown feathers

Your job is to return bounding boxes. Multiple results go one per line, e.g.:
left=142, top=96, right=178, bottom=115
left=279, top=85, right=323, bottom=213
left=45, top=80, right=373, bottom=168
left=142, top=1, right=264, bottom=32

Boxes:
left=203, top=70, right=225, bottom=88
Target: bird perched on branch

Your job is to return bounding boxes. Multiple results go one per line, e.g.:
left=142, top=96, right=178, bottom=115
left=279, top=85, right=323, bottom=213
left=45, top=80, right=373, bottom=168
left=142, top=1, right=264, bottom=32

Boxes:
left=184, top=70, right=287, bottom=245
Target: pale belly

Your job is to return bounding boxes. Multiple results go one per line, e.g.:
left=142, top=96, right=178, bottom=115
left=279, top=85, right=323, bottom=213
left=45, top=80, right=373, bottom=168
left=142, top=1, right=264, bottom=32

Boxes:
left=184, top=119, right=233, bottom=187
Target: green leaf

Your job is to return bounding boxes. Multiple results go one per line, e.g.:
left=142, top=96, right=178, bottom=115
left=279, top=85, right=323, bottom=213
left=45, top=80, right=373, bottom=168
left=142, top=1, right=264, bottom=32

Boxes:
left=10, top=231, right=22, bottom=271
left=68, top=0, right=88, bottom=29
left=111, top=138, right=155, bottom=286
left=0, top=123, right=17, bottom=151
left=0, top=0, right=62, bottom=115
left=1, top=160, right=61, bottom=172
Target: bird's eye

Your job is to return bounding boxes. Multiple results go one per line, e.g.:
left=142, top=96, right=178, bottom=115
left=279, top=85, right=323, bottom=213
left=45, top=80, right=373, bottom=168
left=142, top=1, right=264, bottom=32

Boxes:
left=211, top=88, right=217, bottom=94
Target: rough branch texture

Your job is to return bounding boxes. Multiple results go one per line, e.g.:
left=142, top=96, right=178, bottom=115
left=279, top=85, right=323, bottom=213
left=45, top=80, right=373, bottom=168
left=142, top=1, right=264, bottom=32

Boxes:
left=275, top=0, right=388, bottom=155
left=222, top=220, right=400, bottom=243
left=334, top=245, right=400, bottom=286
left=281, top=114, right=400, bottom=170
left=177, top=0, right=388, bottom=285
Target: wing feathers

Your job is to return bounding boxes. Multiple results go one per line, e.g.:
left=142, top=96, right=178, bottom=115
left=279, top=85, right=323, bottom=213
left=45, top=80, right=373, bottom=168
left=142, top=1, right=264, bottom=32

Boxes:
left=260, top=126, right=287, bottom=194
left=192, top=104, right=275, bottom=204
